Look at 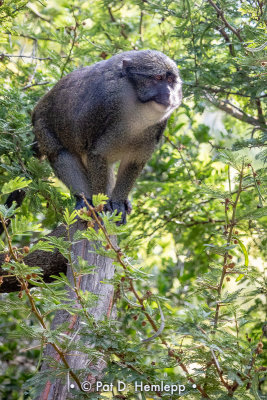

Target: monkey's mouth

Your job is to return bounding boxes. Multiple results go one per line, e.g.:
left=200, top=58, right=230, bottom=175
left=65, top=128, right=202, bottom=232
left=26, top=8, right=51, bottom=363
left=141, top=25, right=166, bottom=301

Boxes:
left=152, top=98, right=171, bottom=107
left=152, top=95, right=171, bottom=107
left=155, top=101, right=171, bottom=108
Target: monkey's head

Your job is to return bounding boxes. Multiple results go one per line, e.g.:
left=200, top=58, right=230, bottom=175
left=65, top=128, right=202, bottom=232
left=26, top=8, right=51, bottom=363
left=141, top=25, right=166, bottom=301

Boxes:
left=121, top=50, right=182, bottom=113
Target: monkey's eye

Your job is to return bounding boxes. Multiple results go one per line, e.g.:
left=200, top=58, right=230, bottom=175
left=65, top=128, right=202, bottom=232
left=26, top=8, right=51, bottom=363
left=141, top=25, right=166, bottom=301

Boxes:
left=167, top=75, right=174, bottom=83
left=154, top=75, right=163, bottom=80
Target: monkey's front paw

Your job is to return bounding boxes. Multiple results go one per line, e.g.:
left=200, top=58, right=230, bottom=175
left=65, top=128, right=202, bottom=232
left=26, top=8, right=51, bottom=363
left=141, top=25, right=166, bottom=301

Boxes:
left=104, top=200, right=129, bottom=225
left=75, top=196, right=93, bottom=210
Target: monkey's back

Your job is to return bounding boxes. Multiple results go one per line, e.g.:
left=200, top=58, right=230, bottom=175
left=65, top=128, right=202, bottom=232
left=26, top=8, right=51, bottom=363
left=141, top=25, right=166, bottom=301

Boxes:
left=32, top=59, right=119, bottom=157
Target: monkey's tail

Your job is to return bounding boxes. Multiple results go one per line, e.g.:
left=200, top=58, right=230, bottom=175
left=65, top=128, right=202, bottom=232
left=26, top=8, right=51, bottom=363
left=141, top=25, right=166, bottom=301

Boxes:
left=0, top=189, right=26, bottom=235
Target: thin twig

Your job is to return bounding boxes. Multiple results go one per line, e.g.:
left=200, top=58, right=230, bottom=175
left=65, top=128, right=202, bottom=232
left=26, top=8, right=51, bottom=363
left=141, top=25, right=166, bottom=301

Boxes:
left=207, top=0, right=243, bottom=42
left=4, top=32, right=58, bottom=42
left=255, top=98, right=265, bottom=125
left=210, top=348, right=231, bottom=390
left=139, top=10, right=144, bottom=41
left=165, top=135, right=195, bottom=179
left=246, top=41, right=267, bottom=52
left=0, top=53, right=52, bottom=60
left=187, top=83, right=267, bottom=99
left=142, top=301, right=165, bottom=343
left=215, top=25, right=235, bottom=57
left=60, top=17, right=78, bottom=78
left=214, top=162, right=244, bottom=330
left=27, top=5, right=52, bottom=23
left=204, top=92, right=267, bottom=129
left=107, top=6, right=128, bottom=39
left=22, top=81, right=51, bottom=90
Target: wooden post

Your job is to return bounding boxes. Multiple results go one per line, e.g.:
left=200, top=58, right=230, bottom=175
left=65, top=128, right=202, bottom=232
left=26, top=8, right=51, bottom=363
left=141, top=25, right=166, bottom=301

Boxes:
left=35, top=220, right=116, bottom=400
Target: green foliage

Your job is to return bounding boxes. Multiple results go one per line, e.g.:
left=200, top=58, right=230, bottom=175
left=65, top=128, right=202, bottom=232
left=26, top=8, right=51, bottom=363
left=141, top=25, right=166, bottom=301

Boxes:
left=63, top=209, right=77, bottom=226
left=92, top=194, right=109, bottom=207
left=1, top=177, right=31, bottom=195
left=0, top=0, right=266, bottom=399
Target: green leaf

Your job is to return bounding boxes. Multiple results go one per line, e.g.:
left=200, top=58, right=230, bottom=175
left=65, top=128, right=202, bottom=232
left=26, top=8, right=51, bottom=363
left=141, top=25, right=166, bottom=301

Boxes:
left=235, top=274, right=244, bottom=282
left=11, top=215, right=41, bottom=236
left=0, top=238, right=6, bottom=250
left=0, top=299, right=29, bottom=313
left=240, top=206, right=267, bottom=220
left=221, top=288, right=244, bottom=303
left=49, top=273, right=72, bottom=287
left=100, top=213, right=128, bottom=235
left=63, top=208, right=77, bottom=226
left=92, top=193, right=109, bottom=207
left=204, top=243, right=236, bottom=255
left=79, top=226, right=106, bottom=243
left=199, top=185, right=230, bottom=200
left=29, top=240, right=55, bottom=254
left=216, top=150, right=247, bottom=171
left=193, top=124, right=211, bottom=143
left=141, top=392, right=147, bottom=400
left=233, top=237, right=249, bottom=266
left=75, top=256, right=98, bottom=274
left=45, top=236, right=70, bottom=259
left=1, top=177, right=31, bottom=195
left=0, top=202, right=17, bottom=218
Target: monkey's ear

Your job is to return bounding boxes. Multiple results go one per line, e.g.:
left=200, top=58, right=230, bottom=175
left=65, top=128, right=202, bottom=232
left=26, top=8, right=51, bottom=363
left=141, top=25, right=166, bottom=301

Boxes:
left=121, top=58, right=132, bottom=77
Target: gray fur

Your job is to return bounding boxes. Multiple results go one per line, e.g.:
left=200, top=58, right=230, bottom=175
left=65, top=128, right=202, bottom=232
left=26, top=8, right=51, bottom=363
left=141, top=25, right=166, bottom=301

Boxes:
left=32, top=50, right=182, bottom=223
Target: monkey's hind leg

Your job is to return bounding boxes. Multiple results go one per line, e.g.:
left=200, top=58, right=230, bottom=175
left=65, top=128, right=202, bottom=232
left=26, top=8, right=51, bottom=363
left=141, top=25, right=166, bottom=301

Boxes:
left=49, top=150, right=92, bottom=206
left=33, top=120, right=91, bottom=207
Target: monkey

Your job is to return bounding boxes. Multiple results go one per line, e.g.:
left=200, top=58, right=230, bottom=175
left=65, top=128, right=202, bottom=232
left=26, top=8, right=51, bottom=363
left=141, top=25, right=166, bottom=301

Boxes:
left=31, top=50, right=182, bottom=225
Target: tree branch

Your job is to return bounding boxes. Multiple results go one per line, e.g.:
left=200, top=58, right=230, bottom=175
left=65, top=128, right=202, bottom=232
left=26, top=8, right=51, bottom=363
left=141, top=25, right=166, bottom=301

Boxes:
left=27, top=5, right=52, bottom=23
left=215, top=25, right=235, bottom=57
left=189, top=83, right=267, bottom=99
left=4, top=32, right=58, bottom=42
left=207, top=0, right=243, bottom=42
left=22, top=81, right=51, bottom=90
left=204, top=91, right=267, bottom=129
left=0, top=224, right=68, bottom=293
left=255, top=98, right=265, bottom=125
left=0, top=53, right=53, bottom=60
left=108, top=6, right=128, bottom=39
left=139, top=10, right=144, bottom=41
left=60, top=17, right=78, bottom=78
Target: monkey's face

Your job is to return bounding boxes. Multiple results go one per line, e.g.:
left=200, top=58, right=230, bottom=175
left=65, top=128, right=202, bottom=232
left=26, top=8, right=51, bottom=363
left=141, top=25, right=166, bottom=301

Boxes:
left=122, top=54, right=182, bottom=114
